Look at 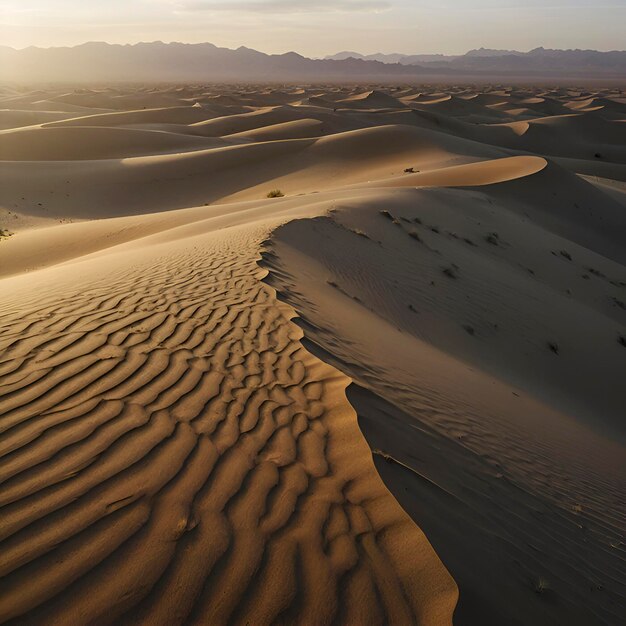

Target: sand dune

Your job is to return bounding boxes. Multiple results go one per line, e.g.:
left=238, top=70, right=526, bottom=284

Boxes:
left=0, top=124, right=507, bottom=224
left=0, top=110, right=80, bottom=131
left=0, top=126, right=230, bottom=161
left=411, top=95, right=513, bottom=122
left=45, top=106, right=224, bottom=128
left=363, top=154, right=547, bottom=188
left=225, top=119, right=326, bottom=141
left=189, top=107, right=316, bottom=136
left=261, top=183, right=626, bottom=626
left=1, top=84, right=624, bottom=626
left=0, top=196, right=457, bottom=625
left=337, top=90, right=405, bottom=109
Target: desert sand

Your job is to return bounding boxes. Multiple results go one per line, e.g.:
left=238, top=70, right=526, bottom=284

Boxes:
left=0, top=84, right=625, bottom=625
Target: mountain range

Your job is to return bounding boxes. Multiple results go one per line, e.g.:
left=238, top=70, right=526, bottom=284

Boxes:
left=1, top=42, right=625, bottom=84
left=325, top=47, right=626, bottom=72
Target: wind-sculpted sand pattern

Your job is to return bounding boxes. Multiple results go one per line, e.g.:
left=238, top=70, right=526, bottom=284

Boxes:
left=0, top=228, right=456, bottom=625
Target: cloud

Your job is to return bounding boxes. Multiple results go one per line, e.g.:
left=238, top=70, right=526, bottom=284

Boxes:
left=176, top=0, right=391, bottom=13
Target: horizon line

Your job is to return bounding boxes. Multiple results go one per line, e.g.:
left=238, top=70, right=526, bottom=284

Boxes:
left=3, top=40, right=626, bottom=57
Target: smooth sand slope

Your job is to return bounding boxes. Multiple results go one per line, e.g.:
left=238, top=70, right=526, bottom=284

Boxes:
left=1, top=84, right=625, bottom=626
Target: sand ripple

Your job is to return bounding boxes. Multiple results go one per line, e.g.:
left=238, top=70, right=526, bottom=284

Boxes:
left=0, top=229, right=456, bottom=625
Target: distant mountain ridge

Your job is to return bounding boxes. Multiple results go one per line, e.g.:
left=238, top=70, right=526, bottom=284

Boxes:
left=324, top=51, right=451, bottom=64
left=325, top=47, right=626, bottom=73
left=1, top=41, right=625, bottom=84
left=1, top=42, right=440, bottom=83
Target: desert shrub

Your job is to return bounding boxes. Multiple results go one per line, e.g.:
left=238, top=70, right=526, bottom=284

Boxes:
left=612, top=297, right=626, bottom=310
left=547, top=341, right=559, bottom=355
left=587, top=267, right=606, bottom=278
left=533, top=577, right=551, bottom=595
left=442, top=266, right=458, bottom=279
left=267, top=189, right=284, bottom=198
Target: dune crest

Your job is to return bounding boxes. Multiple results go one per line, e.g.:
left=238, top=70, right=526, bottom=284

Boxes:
left=0, top=212, right=457, bottom=624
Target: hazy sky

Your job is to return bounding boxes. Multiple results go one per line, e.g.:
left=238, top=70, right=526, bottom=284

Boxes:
left=1, top=0, right=625, bottom=55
